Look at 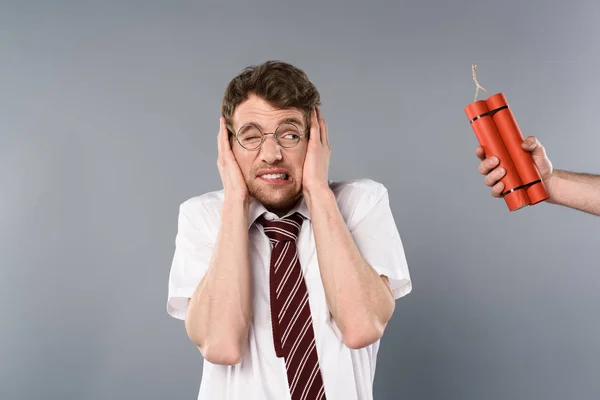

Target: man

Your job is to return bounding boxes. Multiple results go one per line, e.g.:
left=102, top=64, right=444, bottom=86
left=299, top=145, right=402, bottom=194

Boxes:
left=476, top=136, right=600, bottom=216
left=166, top=60, right=412, bottom=400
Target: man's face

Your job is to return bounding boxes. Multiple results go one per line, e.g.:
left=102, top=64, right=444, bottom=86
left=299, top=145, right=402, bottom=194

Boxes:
left=230, top=94, right=308, bottom=214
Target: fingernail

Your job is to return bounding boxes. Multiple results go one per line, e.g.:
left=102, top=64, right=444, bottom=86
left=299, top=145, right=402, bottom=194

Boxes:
left=490, top=157, right=498, bottom=165
left=498, top=168, right=505, bottom=175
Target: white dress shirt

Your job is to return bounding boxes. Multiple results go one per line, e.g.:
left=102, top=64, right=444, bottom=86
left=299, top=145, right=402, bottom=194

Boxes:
left=166, top=178, right=412, bottom=400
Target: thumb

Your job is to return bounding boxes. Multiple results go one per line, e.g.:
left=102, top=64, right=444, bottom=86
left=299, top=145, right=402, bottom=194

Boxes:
left=522, top=136, right=553, bottom=179
left=522, top=136, right=545, bottom=158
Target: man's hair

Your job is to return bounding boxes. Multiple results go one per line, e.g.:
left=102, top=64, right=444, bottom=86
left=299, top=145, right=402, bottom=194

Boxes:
left=221, top=60, right=321, bottom=133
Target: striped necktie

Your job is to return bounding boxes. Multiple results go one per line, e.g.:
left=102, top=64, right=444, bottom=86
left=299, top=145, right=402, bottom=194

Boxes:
left=259, top=212, right=327, bottom=400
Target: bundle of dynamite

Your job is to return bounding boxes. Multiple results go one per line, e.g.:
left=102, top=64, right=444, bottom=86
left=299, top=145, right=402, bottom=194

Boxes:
left=464, top=65, right=549, bottom=211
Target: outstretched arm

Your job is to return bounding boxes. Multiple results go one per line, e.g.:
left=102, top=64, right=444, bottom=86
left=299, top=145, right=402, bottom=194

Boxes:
left=476, top=136, right=600, bottom=216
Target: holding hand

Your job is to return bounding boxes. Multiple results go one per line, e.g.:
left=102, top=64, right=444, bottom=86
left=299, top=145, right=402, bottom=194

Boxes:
left=475, top=136, right=554, bottom=198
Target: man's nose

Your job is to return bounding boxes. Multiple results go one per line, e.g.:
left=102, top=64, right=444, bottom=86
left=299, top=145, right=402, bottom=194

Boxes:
left=259, top=134, right=282, bottom=164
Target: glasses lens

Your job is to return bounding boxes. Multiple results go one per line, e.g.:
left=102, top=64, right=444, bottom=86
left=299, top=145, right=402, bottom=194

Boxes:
left=237, top=125, right=263, bottom=149
left=276, top=123, right=301, bottom=148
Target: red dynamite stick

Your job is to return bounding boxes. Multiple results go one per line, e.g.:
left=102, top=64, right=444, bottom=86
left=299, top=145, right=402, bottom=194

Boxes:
left=485, top=93, right=550, bottom=205
left=465, top=99, right=530, bottom=211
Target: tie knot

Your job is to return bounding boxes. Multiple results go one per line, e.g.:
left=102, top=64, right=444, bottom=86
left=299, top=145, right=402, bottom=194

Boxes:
left=259, top=212, right=303, bottom=243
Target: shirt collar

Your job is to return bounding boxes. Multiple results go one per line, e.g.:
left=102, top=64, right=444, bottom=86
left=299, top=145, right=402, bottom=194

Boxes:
left=247, top=196, right=311, bottom=230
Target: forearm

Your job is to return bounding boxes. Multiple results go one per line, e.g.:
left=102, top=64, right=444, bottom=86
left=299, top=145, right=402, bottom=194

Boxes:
left=305, top=187, right=395, bottom=349
left=547, top=170, right=600, bottom=216
left=185, top=199, right=252, bottom=364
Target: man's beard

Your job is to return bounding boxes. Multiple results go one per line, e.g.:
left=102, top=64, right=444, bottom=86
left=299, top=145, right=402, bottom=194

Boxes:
left=246, top=176, right=302, bottom=215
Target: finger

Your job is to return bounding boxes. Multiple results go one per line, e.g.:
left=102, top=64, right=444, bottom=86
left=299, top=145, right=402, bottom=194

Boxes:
left=521, top=136, right=538, bottom=151
left=477, top=156, right=500, bottom=175
left=318, top=107, right=329, bottom=148
left=483, top=166, right=506, bottom=187
left=522, top=135, right=546, bottom=157
left=491, top=181, right=505, bottom=198
left=310, top=107, right=321, bottom=144
left=475, top=146, right=486, bottom=161
left=217, top=117, right=225, bottom=158
left=217, top=117, right=230, bottom=162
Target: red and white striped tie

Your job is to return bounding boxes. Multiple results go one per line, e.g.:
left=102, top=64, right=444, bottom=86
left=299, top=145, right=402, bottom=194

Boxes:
left=259, top=212, right=327, bottom=400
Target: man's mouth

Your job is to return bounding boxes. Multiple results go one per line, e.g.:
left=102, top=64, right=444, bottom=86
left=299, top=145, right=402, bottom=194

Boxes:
left=257, top=170, right=291, bottom=184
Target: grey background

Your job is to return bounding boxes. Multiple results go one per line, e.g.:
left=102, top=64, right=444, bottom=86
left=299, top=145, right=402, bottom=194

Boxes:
left=2, top=1, right=600, bottom=399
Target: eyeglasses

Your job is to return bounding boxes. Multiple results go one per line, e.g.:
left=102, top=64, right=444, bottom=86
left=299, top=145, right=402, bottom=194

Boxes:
left=230, top=123, right=307, bottom=150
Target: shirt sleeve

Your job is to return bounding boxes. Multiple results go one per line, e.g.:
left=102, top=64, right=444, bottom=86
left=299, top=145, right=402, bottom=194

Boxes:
left=349, top=183, right=412, bottom=300
left=166, top=200, right=216, bottom=320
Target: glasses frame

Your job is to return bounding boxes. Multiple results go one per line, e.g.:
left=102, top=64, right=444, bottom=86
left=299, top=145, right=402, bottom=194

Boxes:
left=229, top=122, right=309, bottom=150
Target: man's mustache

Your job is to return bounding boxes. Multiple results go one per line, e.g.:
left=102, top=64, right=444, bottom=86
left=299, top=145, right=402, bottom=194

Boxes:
left=252, top=165, right=293, bottom=175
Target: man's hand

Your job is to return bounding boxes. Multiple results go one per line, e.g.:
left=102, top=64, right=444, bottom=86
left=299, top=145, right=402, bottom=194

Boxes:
left=475, top=135, right=555, bottom=198
left=217, top=117, right=251, bottom=205
left=302, top=108, right=331, bottom=199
